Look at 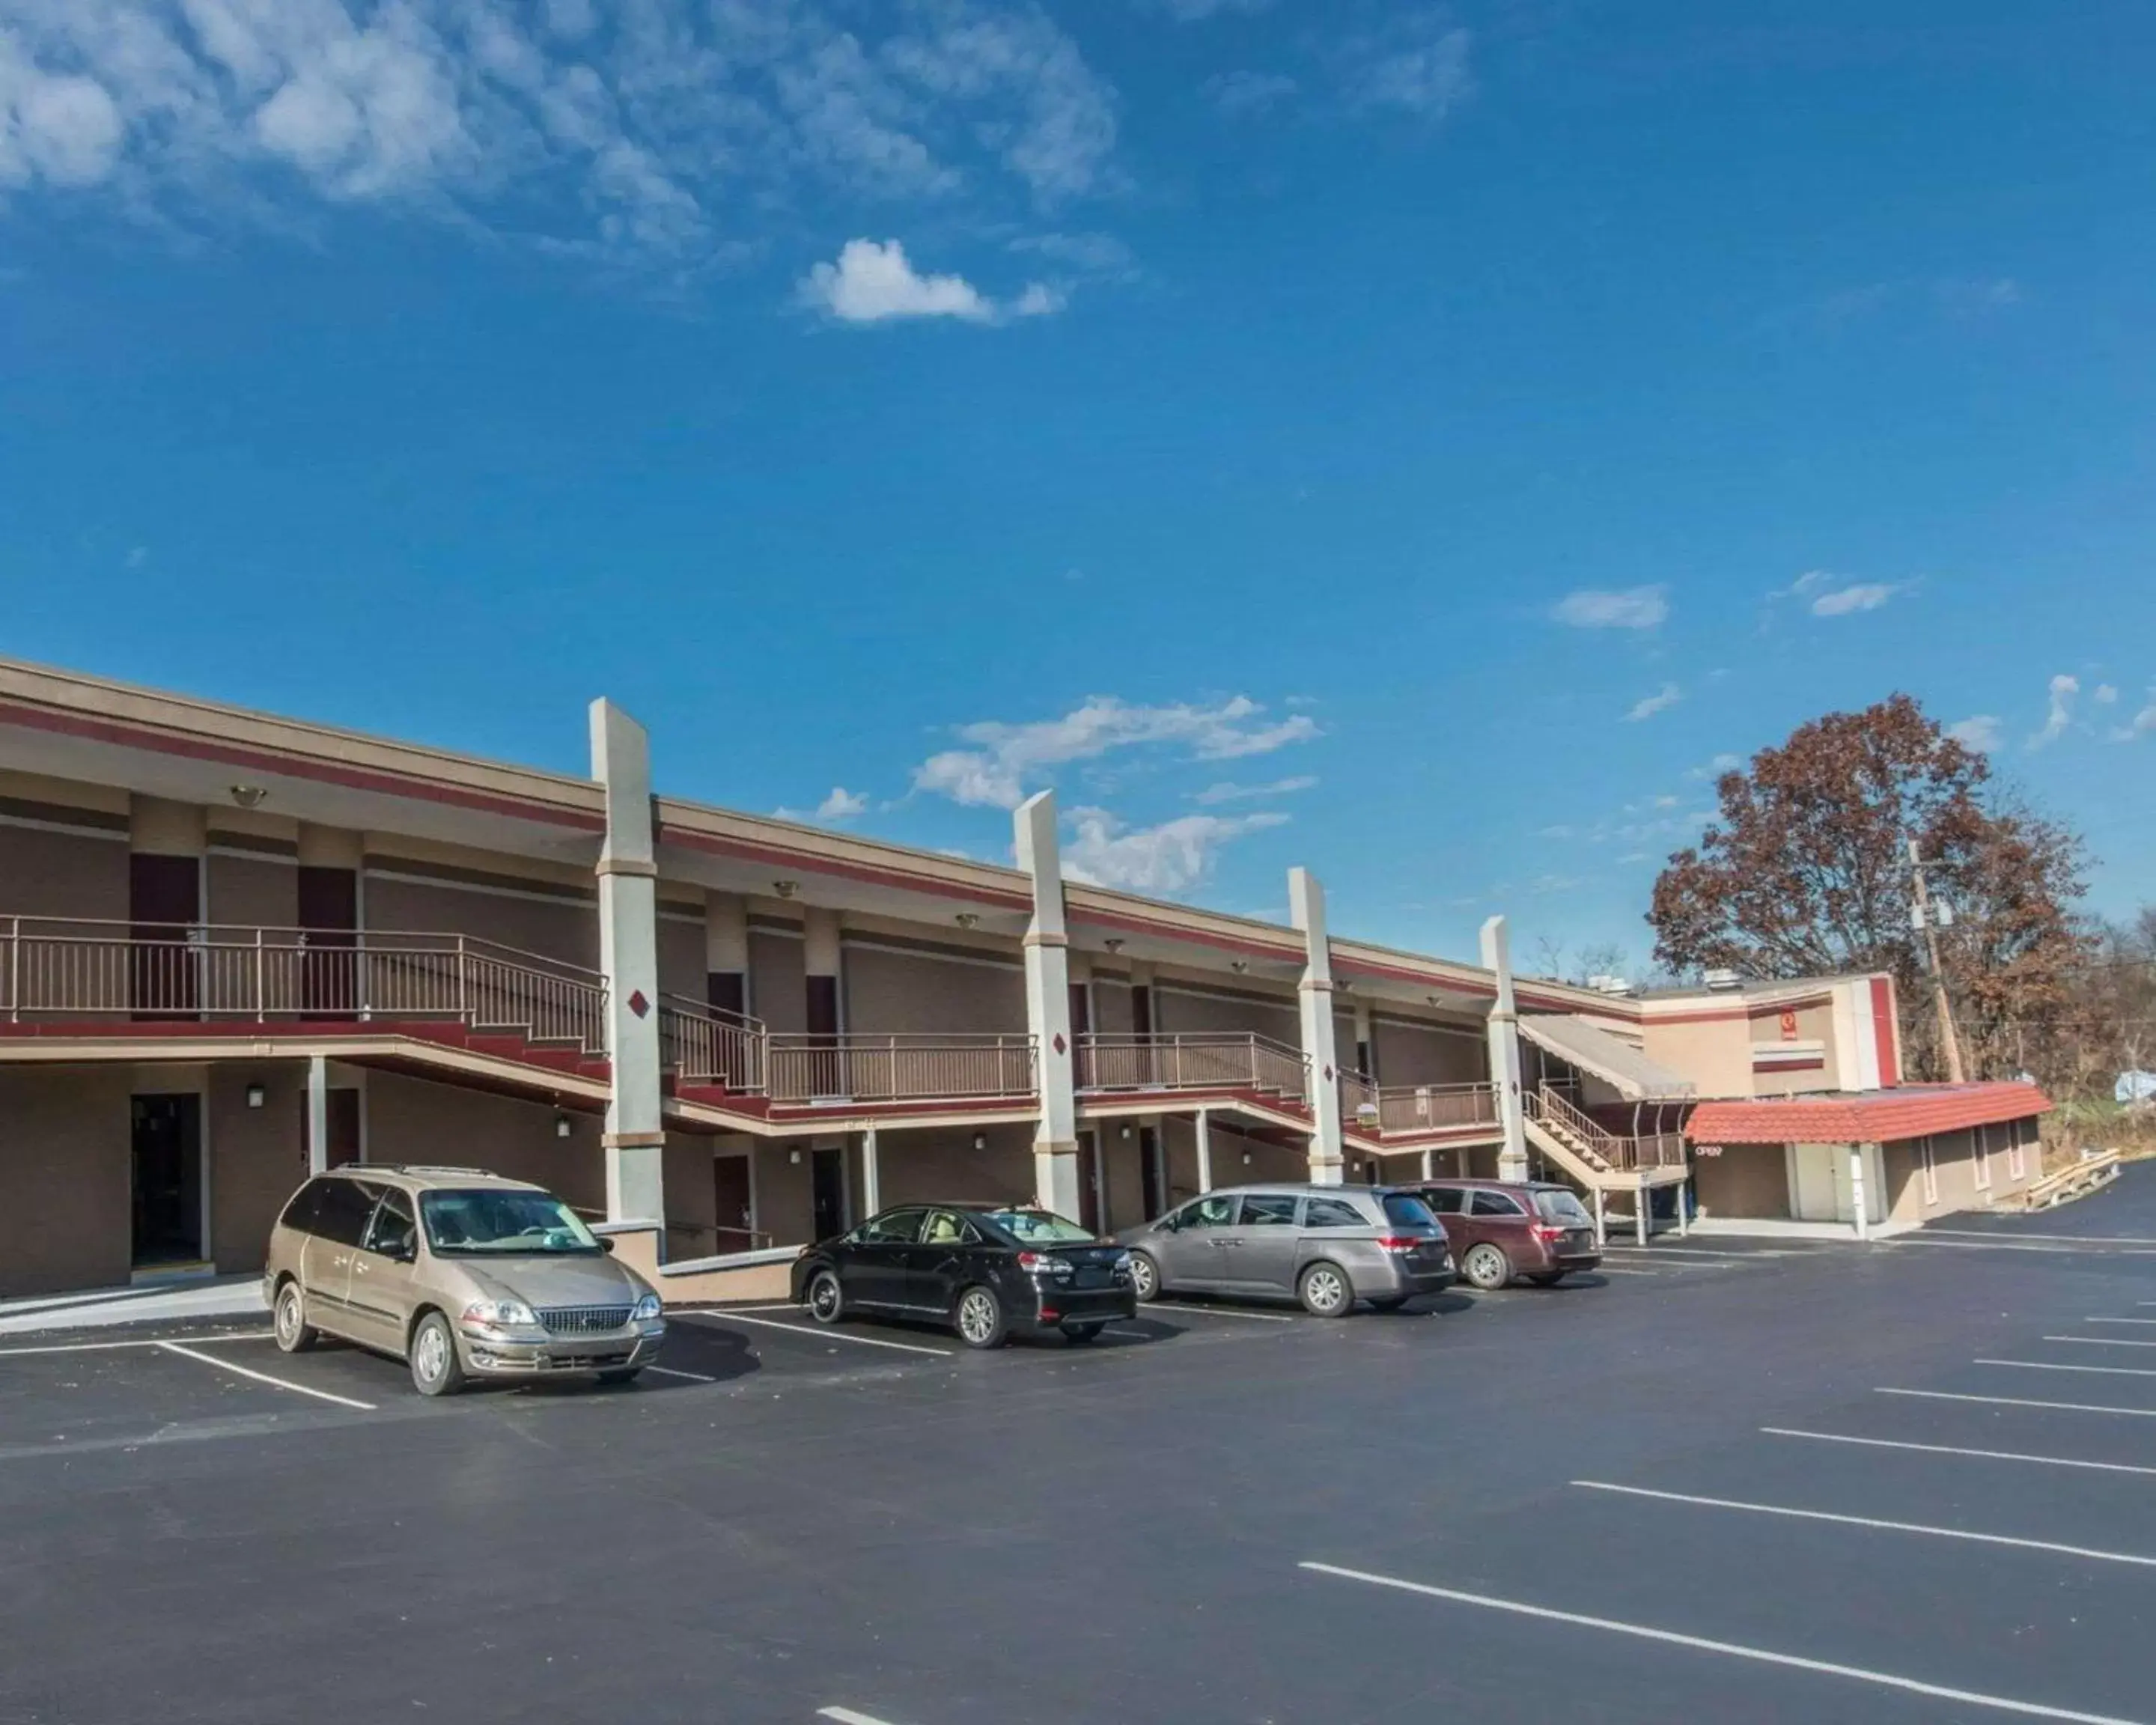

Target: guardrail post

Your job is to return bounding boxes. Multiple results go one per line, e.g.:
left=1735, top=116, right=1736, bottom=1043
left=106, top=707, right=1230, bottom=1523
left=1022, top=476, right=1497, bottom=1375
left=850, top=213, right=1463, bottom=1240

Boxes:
left=5, top=916, right=16, bottom=1023
left=252, top=927, right=265, bottom=1020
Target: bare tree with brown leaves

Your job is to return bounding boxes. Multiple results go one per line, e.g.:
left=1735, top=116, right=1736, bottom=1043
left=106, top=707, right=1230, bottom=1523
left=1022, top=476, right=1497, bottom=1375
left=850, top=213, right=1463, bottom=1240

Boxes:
left=1647, top=694, right=2086, bottom=1082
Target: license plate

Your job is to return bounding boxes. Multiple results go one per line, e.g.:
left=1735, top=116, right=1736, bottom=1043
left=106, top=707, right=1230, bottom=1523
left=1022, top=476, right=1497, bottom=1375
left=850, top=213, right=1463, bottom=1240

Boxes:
left=1075, top=1268, right=1109, bottom=1289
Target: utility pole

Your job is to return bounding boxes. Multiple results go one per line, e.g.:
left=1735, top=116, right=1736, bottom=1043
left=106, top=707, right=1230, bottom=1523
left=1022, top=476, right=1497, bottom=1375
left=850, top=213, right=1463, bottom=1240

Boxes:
left=1907, top=836, right=1967, bottom=1083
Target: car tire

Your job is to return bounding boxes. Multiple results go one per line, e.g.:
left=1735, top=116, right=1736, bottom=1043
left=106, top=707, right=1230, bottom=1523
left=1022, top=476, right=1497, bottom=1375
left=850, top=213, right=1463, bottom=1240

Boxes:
left=1061, top=1321, right=1106, bottom=1343
left=409, top=1311, right=467, bottom=1398
left=1127, top=1250, right=1161, bottom=1303
left=1297, top=1261, right=1353, bottom=1318
left=954, top=1284, right=1009, bottom=1349
left=597, top=1367, right=642, bottom=1386
left=1526, top=1271, right=1566, bottom=1288
left=1461, top=1243, right=1512, bottom=1292
left=806, top=1268, right=845, bottom=1326
left=1367, top=1294, right=1411, bottom=1312
left=272, top=1280, right=318, bottom=1354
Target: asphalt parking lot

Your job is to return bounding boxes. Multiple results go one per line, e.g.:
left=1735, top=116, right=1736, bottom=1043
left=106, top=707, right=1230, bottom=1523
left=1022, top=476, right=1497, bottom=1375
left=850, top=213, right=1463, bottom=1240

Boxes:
left=5, top=1169, right=2155, bottom=1725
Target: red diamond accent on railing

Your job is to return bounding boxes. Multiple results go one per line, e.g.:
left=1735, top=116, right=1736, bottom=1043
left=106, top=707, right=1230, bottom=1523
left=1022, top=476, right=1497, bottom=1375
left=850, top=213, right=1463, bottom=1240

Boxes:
left=1053, top=1032, right=1067, bottom=1056
left=628, top=990, right=650, bottom=1019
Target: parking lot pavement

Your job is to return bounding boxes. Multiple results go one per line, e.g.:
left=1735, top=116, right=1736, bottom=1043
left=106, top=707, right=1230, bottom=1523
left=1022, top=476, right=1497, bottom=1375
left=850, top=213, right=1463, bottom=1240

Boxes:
left=7, top=1167, right=2156, bottom=1725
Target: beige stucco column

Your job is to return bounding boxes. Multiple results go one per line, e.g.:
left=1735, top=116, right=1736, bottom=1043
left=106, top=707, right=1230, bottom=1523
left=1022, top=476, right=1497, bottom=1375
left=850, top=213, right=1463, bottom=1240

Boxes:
left=1291, top=867, right=1345, bottom=1186
left=1015, top=791, right=1080, bottom=1217
left=591, top=699, right=665, bottom=1227
left=1482, top=914, right=1529, bottom=1182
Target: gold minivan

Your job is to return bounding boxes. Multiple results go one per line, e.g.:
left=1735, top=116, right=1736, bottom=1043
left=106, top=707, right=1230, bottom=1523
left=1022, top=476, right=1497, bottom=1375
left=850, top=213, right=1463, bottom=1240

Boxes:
left=263, top=1166, right=666, bottom=1396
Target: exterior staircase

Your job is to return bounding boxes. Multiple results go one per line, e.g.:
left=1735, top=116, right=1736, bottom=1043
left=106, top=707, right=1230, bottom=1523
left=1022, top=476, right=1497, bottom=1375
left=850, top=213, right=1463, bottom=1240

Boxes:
left=1523, top=1082, right=1690, bottom=1192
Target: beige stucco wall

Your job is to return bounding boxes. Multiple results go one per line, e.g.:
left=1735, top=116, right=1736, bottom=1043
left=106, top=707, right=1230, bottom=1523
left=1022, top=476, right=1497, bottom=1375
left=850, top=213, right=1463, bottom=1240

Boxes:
left=360, top=871, right=598, bottom=971
left=844, top=944, right=1026, bottom=1035
left=1693, top=1145, right=1791, bottom=1220
left=1371, top=1018, right=1485, bottom=1088
left=1642, top=1014, right=1755, bottom=1099
left=1157, top=984, right=1300, bottom=1046
left=363, top=1071, right=603, bottom=1214
left=0, top=822, right=130, bottom=922
left=0, top=1066, right=133, bottom=1296
left=749, top=929, right=806, bottom=1033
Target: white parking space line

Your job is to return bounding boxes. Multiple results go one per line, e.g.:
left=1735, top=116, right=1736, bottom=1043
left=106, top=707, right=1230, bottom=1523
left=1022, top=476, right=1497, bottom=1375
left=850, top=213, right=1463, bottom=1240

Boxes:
left=1604, top=1247, right=1758, bottom=1262
left=1571, top=1479, right=2156, bottom=1570
left=1926, top=1229, right=2156, bottom=1246
left=1103, top=1327, right=1154, bottom=1340
left=1878, top=1388, right=2156, bottom=1419
left=1297, top=1562, right=2145, bottom=1725
left=1145, top=1303, right=1296, bottom=1322
left=1761, top=1428, right=2156, bottom=1478
left=818, top=1707, right=905, bottom=1725
left=643, top=1365, right=717, bottom=1383
left=1893, top=1239, right=2156, bottom=1256
left=2045, top=1336, right=2156, bottom=1349
left=0, top=1333, right=275, bottom=1360
left=156, top=1341, right=377, bottom=1411
left=2086, top=1317, right=2156, bottom=1326
left=680, top=1312, right=954, bottom=1357
left=1978, top=1359, right=2156, bottom=1380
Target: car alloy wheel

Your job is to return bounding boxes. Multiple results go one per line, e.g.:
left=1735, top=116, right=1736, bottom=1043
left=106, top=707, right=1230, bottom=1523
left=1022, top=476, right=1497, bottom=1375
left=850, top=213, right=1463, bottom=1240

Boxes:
left=807, top=1269, right=844, bottom=1324
left=956, top=1286, right=1005, bottom=1348
left=1299, top=1262, right=1350, bottom=1318
left=1129, top=1251, right=1160, bottom=1303
left=410, top=1312, right=465, bottom=1397
left=1464, top=1243, right=1511, bottom=1291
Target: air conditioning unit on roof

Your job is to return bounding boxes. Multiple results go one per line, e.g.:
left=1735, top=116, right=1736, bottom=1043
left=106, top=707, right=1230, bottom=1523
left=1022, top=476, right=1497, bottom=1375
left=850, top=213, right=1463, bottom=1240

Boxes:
left=1702, top=967, right=1742, bottom=991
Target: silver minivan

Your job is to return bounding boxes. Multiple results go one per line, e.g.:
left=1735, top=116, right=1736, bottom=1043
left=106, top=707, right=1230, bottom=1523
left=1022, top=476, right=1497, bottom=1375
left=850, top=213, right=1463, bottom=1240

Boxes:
left=1116, top=1183, right=1455, bottom=1316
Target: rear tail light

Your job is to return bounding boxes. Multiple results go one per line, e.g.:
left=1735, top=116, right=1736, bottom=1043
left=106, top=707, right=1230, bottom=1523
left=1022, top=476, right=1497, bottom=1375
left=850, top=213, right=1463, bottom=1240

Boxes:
left=1529, top=1223, right=1567, bottom=1243
left=1017, top=1251, right=1074, bottom=1278
left=1374, top=1235, right=1424, bottom=1253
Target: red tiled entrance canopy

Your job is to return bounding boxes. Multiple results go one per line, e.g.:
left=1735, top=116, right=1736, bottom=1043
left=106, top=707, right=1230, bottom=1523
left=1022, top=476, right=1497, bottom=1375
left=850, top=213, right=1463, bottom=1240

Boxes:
left=1687, top=1081, right=2050, bottom=1146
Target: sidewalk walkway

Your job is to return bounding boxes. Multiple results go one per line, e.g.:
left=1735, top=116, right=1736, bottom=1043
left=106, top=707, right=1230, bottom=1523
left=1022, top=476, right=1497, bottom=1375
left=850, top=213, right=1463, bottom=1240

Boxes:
left=0, top=1276, right=267, bottom=1337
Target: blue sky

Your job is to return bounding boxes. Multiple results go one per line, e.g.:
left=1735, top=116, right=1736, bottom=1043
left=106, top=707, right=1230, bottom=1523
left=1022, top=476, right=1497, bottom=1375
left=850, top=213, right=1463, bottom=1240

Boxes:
left=2, top=0, right=2153, bottom=973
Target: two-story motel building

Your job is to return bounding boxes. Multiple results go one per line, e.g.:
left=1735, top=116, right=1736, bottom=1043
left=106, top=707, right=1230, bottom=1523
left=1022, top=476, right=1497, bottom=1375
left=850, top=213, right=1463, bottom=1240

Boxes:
left=0, top=657, right=2052, bottom=1300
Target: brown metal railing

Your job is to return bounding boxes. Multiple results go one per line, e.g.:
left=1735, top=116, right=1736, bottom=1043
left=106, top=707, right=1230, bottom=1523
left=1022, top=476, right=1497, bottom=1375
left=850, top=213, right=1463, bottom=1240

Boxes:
left=0, top=916, right=607, bottom=1052
left=1074, top=1031, right=1310, bottom=1103
left=766, top=1033, right=1038, bottom=1105
left=1525, top=1081, right=1686, bottom=1172
left=659, top=994, right=768, bottom=1093
left=1339, top=1068, right=1380, bottom=1131
left=1374, top=1080, right=1500, bottom=1136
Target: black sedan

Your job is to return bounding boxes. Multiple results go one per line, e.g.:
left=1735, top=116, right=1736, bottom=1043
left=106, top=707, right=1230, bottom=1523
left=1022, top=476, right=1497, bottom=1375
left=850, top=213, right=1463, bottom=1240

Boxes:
left=790, top=1202, right=1136, bottom=1348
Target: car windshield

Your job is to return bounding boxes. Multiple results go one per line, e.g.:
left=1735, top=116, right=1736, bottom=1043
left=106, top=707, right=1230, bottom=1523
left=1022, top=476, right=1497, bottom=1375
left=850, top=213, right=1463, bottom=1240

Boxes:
left=1534, top=1188, right=1594, bottom=1225
left=419, top=1188, right=601, bottom=1255
left=983, top=1208, right=1094, bottom=1244
left=1380, top=1193, right=1439, bottom=1229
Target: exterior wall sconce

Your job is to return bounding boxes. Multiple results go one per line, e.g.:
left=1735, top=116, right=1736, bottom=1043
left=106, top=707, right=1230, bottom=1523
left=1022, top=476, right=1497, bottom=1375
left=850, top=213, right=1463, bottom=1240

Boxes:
left=1230, top=961, right=1249, bottom=974
left=955, top=913, right=980, bottom=929
left=245, top=1084, right=265, bottom=1109
left=1242, top=1151, right=1252, bottom=1166
left=1120, top=1125, right=1132, bottom=1139
left=972, top=1133, right=987, bottom=1151
left=229, top=785, right=268, bottom=809
left=773, top=880, right=800, bottom=899
left=1103, top=937, right=1124, bottom=954
left=555, top=1113, right=573, bottom=1139
left=789, top=1149, right=803, bottom=1164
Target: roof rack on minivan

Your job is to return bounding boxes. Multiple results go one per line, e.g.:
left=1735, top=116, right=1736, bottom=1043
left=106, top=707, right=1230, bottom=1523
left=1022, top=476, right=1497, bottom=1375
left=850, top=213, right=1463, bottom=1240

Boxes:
left=330, top=1163, right=497, bottom=1178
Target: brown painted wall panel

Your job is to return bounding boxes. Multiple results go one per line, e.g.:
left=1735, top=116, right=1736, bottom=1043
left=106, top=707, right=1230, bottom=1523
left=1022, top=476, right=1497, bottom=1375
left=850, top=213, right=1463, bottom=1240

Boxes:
left=749, top=931, right=806, bottom=1034
left=360, top=875, right=598, bottom=972
left=843, top=945, right=1026, bottom=1035
left=0, top=825, right=130, bottom=922
left=656, top=916, right=707, bottom=1006
left=363, top=1071, right=603, bottom=1214
left=876, top=1125, right=1035, bottom=1211
left=753, top=1143, right=815, bottom=1243
left=1157, top=986, right=1300, bottom=1046
left=1693, top=1146, right=1791, bottom=1220
left=1371, top=1020, right=1485, bottom=1088
left=207, top=1065, right=309, bottom=1273
left=0, top=1067, right=133, bottom=1296
left=207, top=854, right=297, bottom=931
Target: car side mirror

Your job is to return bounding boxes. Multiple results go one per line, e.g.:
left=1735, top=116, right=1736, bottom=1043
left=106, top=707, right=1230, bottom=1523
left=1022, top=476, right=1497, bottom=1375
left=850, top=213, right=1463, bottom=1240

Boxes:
left=391, top=1239, right=417, bottom=1264
left=599, top=1237, right=617, bottom=1256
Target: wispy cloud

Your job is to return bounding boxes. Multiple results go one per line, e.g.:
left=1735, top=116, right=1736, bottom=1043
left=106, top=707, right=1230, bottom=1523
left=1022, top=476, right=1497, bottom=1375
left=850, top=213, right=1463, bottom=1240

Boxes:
left=1142, top=0, right=1276, bottom=19
left=1946, top=715, right=2003, bottom=753
left=0, top=1, right=1120, bottom=272
left=1062, top=808, right=1288, bottom=894
left=2094, top=684, right=2119, bottom=706
left=1625, top=684, right=1681, bottom=722
left=1781, top=570, right=1911, bottom=617
left=797, top=239, right=1059, bottom=325
left=1800, top=277, right=2023, bottom=329
left=2108, top=693, right=2156, bottom=745
left=915, top=694, right=1319, bottom=810
left=2029, top=673, right=2079, bottom=750
left=1342, top=12, right=1473, bottom=118
left=774, top=785, right=871, bottom=824
left=1684, top=752, right=1742, bottom=781
left=1551, top=585, right=1669, bottom=630
left=1202, top=69, right=1299, bottom=115
left=1191, top=775, right=1318, bottom=806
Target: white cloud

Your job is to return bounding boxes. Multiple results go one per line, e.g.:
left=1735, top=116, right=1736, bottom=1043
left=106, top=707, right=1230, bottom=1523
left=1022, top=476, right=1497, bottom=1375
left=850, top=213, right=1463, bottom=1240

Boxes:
left=1534, top=824, right=1575, bottom=840
left=1344, top=13, right=1473, bottom=118
left=1062, top=807, right=1287, bottom=895
left=816, top=786, right=868, bottom=819
left=1946, top=715, right=2003, bottom=753
left=915, top=694, right=1319, bottom=810
left=1624, top=684, right=1681, bottom=722
left=1550, top=585, right=1669, bottom=630
left=797, top=238, right=1059, bottom=324
left=1203, top=70, right=1297, bottom=115
left=1192, top=775, right=1317, bottom=806
left=2094, top=684, right=2119, bottom=705
left=1685, top=752, right=1742, bottom=780
left=1144, top=0, right=1273, bottom=19
left=1783, top=570, right=1909, bottom=616
left=0, top=1, right=1120, bottom=270
left=2109, top=696, right=2156, bottom=745
left=2028, top=673, right=2078, bottom=750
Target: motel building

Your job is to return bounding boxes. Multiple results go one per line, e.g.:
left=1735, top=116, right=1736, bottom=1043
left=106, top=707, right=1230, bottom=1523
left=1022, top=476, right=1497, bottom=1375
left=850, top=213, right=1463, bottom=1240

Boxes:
left=0, top=657, right=2053, bottom=1303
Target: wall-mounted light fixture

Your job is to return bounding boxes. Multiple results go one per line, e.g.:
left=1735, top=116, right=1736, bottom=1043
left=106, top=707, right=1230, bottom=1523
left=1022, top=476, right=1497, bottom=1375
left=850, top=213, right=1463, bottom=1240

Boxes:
left=245, top=1083, right=266, bottom=1109
left=1120, top=1125, right=1132, bottom=1140
left=1103, top=937, right=1125, bottom=954
left=555, top=1113, right=573, bottom=1139
left=228, top=785, right=268, bottom=809
left=1242, top=1151, right=1252, bottom=1166
left=789, top=1149, right=803, bottom=1164
left=1230, top=960, right=1249, bottom=974
left=955, top=913, right=980, bottom=930
left=972, top=1133, right=987, bottom=1151
left=773, top=880, right=800, bottom=899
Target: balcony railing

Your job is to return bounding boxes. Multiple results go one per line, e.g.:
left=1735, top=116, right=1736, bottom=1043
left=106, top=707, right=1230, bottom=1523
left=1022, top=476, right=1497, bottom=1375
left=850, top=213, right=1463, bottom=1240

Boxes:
left=659, top=994, right=767, bottom=1094
left=1374, top=1081, right=1500, bottom=1136
left=0, top=916, right=607, bottom=1051
left=1075, top=1032, right=1310, bottom=1103
left=1525, top=1082, right=1686, bottom=1172
left=1339, top=1068, right=1380, bottom=1131
left=766, top=1033, right=1038, bottom=1106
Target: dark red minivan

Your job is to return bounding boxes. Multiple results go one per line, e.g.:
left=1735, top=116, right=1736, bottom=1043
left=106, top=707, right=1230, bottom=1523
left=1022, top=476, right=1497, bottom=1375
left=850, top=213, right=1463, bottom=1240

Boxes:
left=1411, top=1179, right=1601, bottom=1289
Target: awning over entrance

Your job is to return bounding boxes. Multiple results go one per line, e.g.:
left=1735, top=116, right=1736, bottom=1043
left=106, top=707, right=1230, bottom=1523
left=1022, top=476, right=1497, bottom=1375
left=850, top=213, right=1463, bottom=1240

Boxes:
left=1687, top=1080, right=2050, bottom=1146
left=1517, top=1014, right=1696, bottom=1101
